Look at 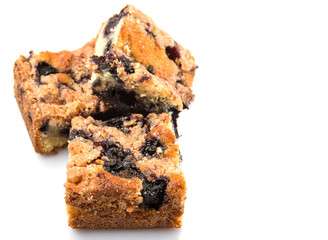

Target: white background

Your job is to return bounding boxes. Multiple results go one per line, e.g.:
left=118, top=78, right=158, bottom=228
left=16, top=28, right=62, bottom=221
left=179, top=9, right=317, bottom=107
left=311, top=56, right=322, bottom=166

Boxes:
left=1, top=0, right=328, bottom=239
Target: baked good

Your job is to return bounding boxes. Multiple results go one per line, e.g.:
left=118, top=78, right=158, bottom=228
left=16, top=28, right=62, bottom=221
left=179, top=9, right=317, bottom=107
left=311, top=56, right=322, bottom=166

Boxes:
left=14, top=40, right=114, bottom=154
left=90, top=5, right=196, bottom=114
left=65, top=113, right=186, bottom=228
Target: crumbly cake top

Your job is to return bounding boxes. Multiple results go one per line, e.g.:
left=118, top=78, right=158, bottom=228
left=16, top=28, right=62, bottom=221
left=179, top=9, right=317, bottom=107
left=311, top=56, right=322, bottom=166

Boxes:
left=67, top=113, right=182, bottom=210
left=90, top=5, right=196, bottom=112
left=14, top=40, right=109, bottom=119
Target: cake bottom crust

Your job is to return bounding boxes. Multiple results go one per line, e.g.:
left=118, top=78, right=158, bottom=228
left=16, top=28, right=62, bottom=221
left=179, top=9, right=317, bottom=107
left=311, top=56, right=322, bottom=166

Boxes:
left=67, top=205, right=182, bottom=229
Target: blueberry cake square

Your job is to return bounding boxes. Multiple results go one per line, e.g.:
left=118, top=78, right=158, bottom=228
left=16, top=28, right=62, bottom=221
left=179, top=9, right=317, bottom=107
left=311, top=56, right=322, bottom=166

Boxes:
left=14, top=40, right=113, bottom=154
left=65, top=113, right=186, bottom=228
left=90, top=5, right=197, bottom=114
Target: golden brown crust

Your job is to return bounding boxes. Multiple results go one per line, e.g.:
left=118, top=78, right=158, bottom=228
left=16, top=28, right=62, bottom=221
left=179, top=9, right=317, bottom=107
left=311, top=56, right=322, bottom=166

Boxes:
left=65, top=114, right=186, bottom=228
left=117, top=5, right=196, bottom=86
left=13, top=40, right=111, bottom=154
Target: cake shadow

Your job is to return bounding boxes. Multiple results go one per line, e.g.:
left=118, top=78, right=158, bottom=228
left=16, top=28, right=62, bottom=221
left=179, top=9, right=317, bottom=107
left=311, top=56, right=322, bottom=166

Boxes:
left=69, top=228, right=182, bottom=240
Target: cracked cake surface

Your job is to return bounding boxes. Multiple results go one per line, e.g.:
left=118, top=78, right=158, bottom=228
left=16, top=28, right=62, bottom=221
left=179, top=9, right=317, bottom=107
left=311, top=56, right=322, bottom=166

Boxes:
left=65, top=113, right=186, bottom=228
left=90, top=5, right=196, bottom=114
left=13, top=40, right=113, bottom=154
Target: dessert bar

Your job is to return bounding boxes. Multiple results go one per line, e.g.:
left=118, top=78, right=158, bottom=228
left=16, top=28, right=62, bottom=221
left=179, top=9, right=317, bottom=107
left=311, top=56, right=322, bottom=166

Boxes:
left=65, top=113, right=186, bottom=228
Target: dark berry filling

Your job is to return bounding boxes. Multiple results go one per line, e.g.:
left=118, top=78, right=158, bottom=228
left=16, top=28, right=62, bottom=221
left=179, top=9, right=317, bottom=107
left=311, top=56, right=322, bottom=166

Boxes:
left=169, top=108, right=180, bottom=138
left=95, top=86, right=148, bottom=115
left=112, top=88, right=137, bottom=106
left=39, top=119, right=50, bottom=132
left=99, top=141, right=140, bottom=182
left=91, top=108, right=122, bottom=121
left=101, top=140, right=129, bottom=162
left=91, top=55, right=115, bottom=72
left=100, top=140, right=141, bottom=178
left=140, top=138, right=165, bottom=157
left=105, top=39, right=113, bottom=54
left=145, top=23, right=155, bottom=38
left=59, top=126, right=70, bottom=137
left=117, top=55, right=135, bottom=74
left=104, top=9, right=128, bottom=36
left=91, top=54, right=122, bottom=84
left=37, top=62, right=59, bottom=76
left=92, top=52, right=134, bottom=77
left=102, top=116, right=131, bottom=134
left=35, top=62, right=58, bottom=85
left=176, top=80, right=183, bottom=85
left=104, top=117, right=124, bottom=129
left=165, top=42, right=181, bottom=62
left=147, top=65, right=154, bottom=74
left=80, top=73, right=91, bottom=83
left=69, top=129, right=93, bottom=141
left=141, top=177, right=168, bottom=210
left=99, top=139, right=169, bottom=209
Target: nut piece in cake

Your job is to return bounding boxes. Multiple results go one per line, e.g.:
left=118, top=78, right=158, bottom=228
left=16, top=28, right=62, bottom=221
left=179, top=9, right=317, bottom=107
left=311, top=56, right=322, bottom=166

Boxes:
left=91, top=5, right=196, bottom=114
left=65, top=113, right=186, bottom=228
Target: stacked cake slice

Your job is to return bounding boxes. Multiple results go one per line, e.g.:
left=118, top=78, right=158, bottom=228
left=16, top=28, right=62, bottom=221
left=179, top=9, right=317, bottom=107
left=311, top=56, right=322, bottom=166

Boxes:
left=14, top=40, right=114, bottom=154
left=66, top=114, right=186, bottom=228
left=14, top=4, right=196, bottom=228
left=91, top=5, right=196, bottom=114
